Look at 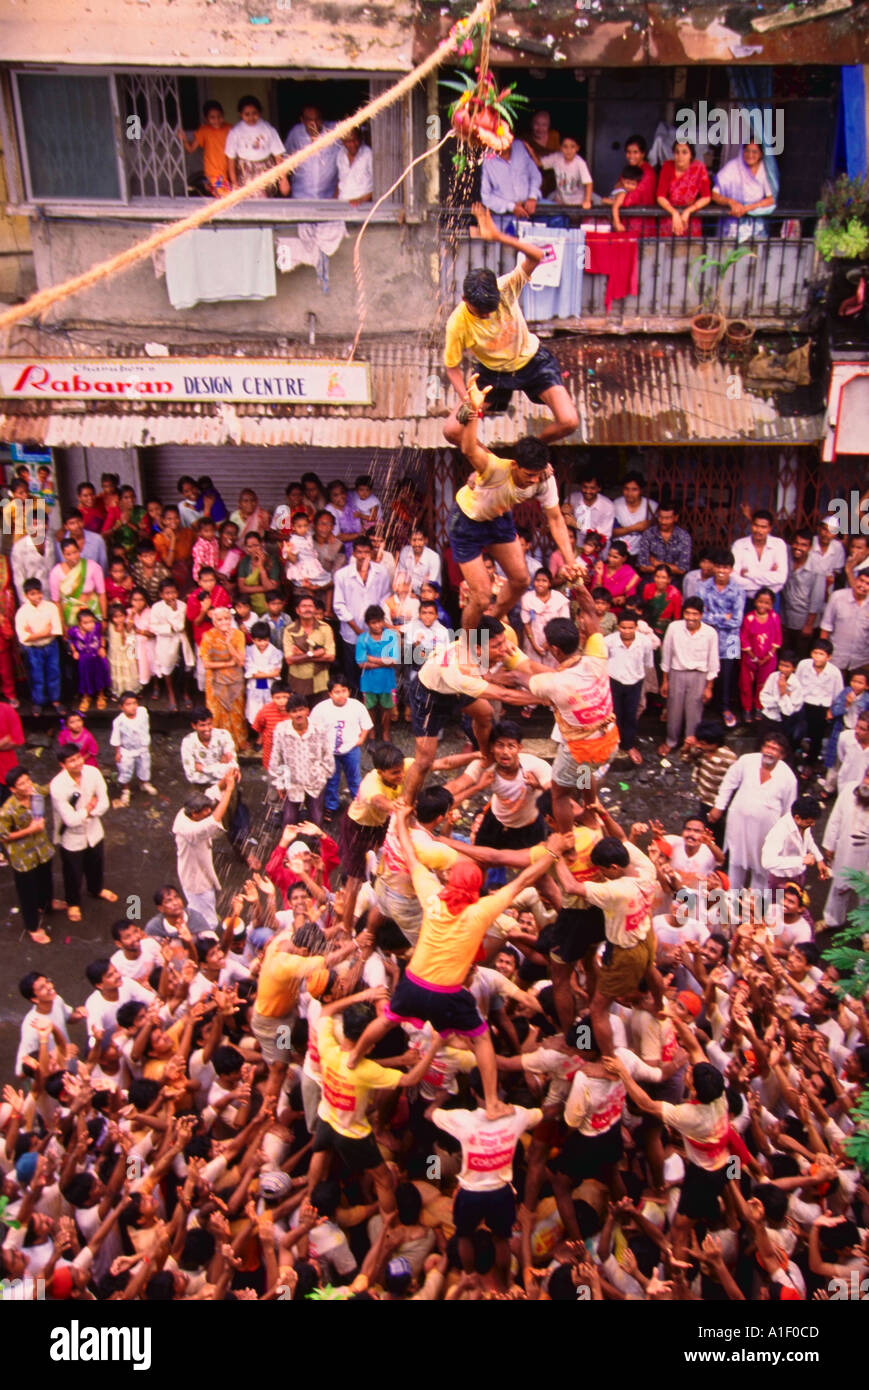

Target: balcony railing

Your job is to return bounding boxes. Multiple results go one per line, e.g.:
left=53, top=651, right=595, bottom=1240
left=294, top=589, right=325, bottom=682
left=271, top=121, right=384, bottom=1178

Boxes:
left=438, top=205, right=820, bottom=330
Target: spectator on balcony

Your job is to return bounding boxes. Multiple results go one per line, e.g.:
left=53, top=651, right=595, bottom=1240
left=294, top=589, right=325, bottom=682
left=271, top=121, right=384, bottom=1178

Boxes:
left=711, top=142, right=776, bottom=241
left=656, top=141, right=711, bottom=237
left=337, top=129, right=373, bottom=206
left=522, top=109, right=560, bottom=199
left=178, top=100, right=231, bottom=198
left=539, top=135, right=593, bottom=209
left=611, top=469, right=657, bottom=557
left=480, top=140, right=542, bottom=228
left=285, top=106, right=339, bottom=200
left=225, top=96, right=289, bottom=198
left=601, top=135, right=658, bottom=237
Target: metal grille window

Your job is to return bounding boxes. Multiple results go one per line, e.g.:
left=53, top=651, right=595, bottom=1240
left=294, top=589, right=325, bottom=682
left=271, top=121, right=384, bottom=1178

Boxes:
left=119, top=74, right=188, bottom=199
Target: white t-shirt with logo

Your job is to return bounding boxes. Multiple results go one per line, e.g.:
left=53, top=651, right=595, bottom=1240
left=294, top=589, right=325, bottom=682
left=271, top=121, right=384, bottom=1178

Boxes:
left=431, top=1104, right=542, bottom=1192
left=309, top=697, right=373, bottom=755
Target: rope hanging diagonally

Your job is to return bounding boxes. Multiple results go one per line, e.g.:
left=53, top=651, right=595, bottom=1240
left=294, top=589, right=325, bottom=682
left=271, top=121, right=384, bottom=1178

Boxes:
left=0, top=0, right=497, bottom=336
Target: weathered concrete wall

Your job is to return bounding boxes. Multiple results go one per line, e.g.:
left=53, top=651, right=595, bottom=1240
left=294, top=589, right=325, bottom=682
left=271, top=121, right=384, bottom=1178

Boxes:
left=0, top=129, right=34, bottom=304
left=29, top=218, right=441, bottom=338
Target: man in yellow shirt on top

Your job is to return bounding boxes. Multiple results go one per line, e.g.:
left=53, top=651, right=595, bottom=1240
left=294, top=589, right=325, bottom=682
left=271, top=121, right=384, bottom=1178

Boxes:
left=442, top=203, right=579, bottom=451
left=347, top=805, right=569, bottom=1119
left=450, top=371, right=579, bottom=634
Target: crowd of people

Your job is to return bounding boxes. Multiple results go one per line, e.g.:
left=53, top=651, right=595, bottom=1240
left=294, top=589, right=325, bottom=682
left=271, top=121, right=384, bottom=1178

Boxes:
left=1, top=438, right=867, bottom=1303
left=480, top=106, right=777, bottom=239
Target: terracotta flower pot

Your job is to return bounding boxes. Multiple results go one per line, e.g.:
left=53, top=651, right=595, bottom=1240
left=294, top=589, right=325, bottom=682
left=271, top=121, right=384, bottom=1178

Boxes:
left=690, top=312, right=725, bottom=353
left=724, top=319, right=755, bottom=352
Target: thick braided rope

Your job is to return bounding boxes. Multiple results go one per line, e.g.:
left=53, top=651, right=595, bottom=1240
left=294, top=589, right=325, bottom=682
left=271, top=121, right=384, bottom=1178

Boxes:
left=0, top=0, right=496, bottom=334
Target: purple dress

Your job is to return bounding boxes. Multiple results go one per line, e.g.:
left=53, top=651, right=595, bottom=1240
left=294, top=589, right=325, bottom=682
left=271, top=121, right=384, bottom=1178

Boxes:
left=68, top=621, right=111, bottom=696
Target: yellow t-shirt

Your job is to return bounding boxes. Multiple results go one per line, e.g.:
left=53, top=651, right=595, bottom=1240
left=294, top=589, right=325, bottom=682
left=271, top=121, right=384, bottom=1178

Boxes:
left=254, top=942, right=326, bottom=1018
left=455, top=453, right=559, bottom=524
left=561, top=823, right=603, bottom=909
left=377, top=823, right=461, bottom=897
left=317, top=1016, right=402, bottom=1139
left=444, top=265, right=538, bottom=373
left=408, top=862, right=517, bottom=988
left=347, top=757, right=413, bottom=827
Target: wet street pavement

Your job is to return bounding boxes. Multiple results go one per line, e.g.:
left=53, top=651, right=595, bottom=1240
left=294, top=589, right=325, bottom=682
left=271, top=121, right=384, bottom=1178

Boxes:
left=0, top=703, right=835, bottom=1080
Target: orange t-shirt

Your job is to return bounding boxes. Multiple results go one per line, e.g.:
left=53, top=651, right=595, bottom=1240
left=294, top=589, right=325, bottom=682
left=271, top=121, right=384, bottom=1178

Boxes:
left=194, top=123, right=230, bottom=184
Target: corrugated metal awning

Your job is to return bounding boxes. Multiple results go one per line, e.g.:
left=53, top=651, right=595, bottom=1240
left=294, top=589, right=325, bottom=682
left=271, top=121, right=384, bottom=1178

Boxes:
left=0, top=338, right=824, bottom=449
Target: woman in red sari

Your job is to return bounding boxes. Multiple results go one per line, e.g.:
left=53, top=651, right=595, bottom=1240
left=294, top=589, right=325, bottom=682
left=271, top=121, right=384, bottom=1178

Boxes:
left=609, top=134, right=658, bottom=237
left=656, top=140, right=711, bottom=237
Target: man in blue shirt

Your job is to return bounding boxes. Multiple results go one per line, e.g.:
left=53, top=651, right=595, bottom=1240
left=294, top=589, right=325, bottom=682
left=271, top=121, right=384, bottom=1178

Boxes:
left=55, top=511, right=107, bottom=572
left=480, top=141, right=542, bottom=228
left=285, top=106, right=339, bottom=199
left=701, top=549, right=746, bottom=729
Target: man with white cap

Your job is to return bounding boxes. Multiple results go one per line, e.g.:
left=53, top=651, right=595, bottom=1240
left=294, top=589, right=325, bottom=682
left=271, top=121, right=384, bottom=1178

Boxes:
left=811, top=515, right=847, bottom=597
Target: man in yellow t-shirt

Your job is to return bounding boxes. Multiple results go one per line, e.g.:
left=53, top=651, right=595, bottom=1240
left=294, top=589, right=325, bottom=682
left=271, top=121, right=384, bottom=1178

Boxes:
left=347, top=805, right=568, bottom=1120
left=443, top=203, right=578, bottom=451
left=308, top=995, right=442, bottom=1218
left=251, top=923, right=357, bottom=1089
left=449, top=369, right=579, bottom=635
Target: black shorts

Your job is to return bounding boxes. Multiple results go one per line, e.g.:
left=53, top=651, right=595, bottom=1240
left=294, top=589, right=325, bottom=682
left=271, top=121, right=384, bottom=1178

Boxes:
left=410, top=674, right=473, bottom=739
left=474, top=808, right=546, bottom=852
left=312, top=1118, right=383, bottom=1174
left=386, top=972, right=487, bottom=1037
left=339, top=813, right=387, bottom=880
left=453, top=1185, right=516, bottom=1239
left=551, top=1122, right=623, bottom=1182
left=474, top=344, right=564, bottom=414
left=538, top=905, right=606, bottom=966
left=677, top=1160, right=730, bottom=1222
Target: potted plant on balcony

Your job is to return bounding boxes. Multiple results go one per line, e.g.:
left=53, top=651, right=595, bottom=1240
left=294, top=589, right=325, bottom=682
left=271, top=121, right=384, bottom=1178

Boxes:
left=815, top=174, right=869, bottom=314
left=689, top=245, right=757, bottom=356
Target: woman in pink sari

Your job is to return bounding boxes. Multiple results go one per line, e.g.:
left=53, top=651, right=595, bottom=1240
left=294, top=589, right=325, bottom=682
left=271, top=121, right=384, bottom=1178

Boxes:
left=656, top=141, right=711, bottom=237
left=593, top=538, right=640, bottom=612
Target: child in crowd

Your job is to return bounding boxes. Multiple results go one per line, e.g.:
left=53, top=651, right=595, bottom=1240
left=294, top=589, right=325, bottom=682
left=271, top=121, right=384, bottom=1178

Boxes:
left=591, top=586, right=618, bottom=637
left=823, top=665, right=869, bottom=786
left=738, top=586, right=781, bottom=723
left=687, top=718, right=737, bottom=840
left=178, top=99, right=231, bottom=197
left=521, top=568, right=570, bottom=666
left=234, top=596, right=257, bottom=638
left=356, top=603, right=398, bottom=742
left=128, top=587, right=154, bottom=693
left=310, top=675, right=374, bottom=819
left=191, top=516, right=220, bottom=582
left=67, top=608, right=111, bottom=712
left=251, top=681, right=291, bottom=770
left=794, top=636, right=844, bottom=773
left=349, top=474, right=381, bottom=531
left=14, top=578, right=62, bottom=715
left=758, top=649, right=804, bottom=748
left=106, top=603, right=141, bottom=699
left=264, top=592, right=292, bottom=652
left=281, top=511, right=332, bottom=595
left=683, top=550, right=715, bottom=600
left=105, top=558, right=134, bottom=607
left=542, top=134, right=593, bottom=207
left=58, top=711, right=99, bottom=766
left=611, top=166, right=641, bottom=232
left=244, top=621, right=283, bottom=725
left=605, top=607, right=657, bottom=765
left=419, top=579, right=451, bottom=628
left=150, top=578, right=194, bottom=711
left=110, top=690, right=156, bottom=807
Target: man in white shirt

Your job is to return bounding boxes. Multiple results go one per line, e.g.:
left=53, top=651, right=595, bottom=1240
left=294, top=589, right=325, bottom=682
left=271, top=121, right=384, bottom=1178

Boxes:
left=396, top=529, right=442, bottom=595
left=83, top=959, right=151, bottom=1042
left=707, top=735, right=797, bottom=891
left=310, top=676, right=373, bottom=819
left=49, top=745, right=116, bottom=922
left=180, top=709, right=239, bottom=803
left=810, top=516, right=847, bottom=593
left=569, top=470, right=615, bottom=541
left=829, top=712, right=869, bottom=793
left=822, top=770, right=869, bottom=926
left=760, top=796, right=827, bottom=891
left=14, top=579, right=63, bottom=713
left=15, top=972, right=84, bottom=1078
left=11, top=530, right=53, bottom=604
left=332, top=536, right=391, bottom=693
left=336, top=129, right=373, bottom=204
left=659, top=597, right=719, bottom=755
left=664, top=816, right=723, bottom=886
left=109, top=920, right=163, bottom=986
left=820, top=571, right=869, bottom=680
left=731, top=510, right=789, bottom=598
left=172, top=775, right=238, bottom=928
left=605, top=611, right=657, bottom=765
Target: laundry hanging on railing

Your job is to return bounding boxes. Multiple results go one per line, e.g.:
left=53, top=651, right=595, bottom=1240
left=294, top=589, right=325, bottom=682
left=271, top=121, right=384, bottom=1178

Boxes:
left=163, top=227, right=277, bottom=311
left=516, top=222, right=586, bottom=319
left=275, top=222, right=347, bottom=293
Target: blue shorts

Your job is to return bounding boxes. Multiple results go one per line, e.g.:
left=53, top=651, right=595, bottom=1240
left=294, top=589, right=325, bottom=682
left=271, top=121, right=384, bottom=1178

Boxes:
left=474, top=344, right=564, bottom=413
left=447, top=504, right=517, bottom=565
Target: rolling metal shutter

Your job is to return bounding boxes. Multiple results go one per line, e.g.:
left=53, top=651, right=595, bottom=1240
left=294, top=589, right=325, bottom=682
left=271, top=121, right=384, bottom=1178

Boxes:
left=141, top=446, right=393, bottom=512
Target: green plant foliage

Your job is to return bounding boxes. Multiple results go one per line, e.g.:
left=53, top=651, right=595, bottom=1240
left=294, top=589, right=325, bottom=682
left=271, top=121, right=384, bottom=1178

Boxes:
left=815, top=217, right=869, bottom=263
left=823, top=869, right=869, bottom=1173
left=689, top=245, right=757, bottom=315
left=816, top=172, right=869, bottom=228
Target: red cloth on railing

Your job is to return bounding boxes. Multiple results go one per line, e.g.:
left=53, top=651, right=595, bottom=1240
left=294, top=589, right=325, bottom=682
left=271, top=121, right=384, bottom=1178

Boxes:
left=584, top=232, right=639, bottom=311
